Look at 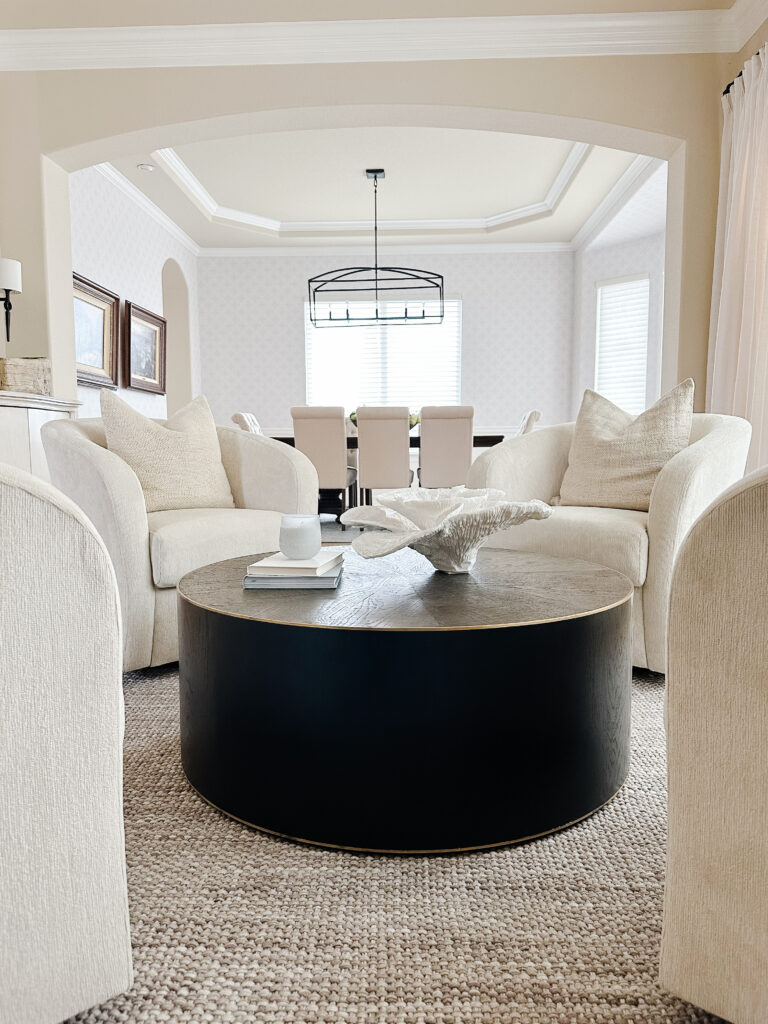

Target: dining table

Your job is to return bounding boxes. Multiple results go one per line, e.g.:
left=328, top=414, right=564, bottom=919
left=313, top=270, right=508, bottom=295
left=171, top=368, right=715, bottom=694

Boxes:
left=272, top=434, right=505, bottom=449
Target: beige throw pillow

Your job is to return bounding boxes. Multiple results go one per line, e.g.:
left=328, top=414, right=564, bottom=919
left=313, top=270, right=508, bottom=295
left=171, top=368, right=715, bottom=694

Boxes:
left=557, top=379, right=694, bottom=512
left=101, top=391, right=235, bottom=512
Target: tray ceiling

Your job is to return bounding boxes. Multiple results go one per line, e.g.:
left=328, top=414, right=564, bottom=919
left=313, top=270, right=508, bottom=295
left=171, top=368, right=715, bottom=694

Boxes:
left=109, top=126, right=660, bottom=250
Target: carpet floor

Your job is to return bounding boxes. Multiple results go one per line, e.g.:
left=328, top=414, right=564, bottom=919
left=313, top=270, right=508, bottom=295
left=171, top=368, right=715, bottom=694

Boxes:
left=70, top=668, right=723, bottom=1024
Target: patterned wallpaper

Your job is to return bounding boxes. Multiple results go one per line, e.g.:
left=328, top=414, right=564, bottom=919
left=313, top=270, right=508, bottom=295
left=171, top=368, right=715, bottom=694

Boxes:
left=572, top=233, right=666, bottom=413
left=197, top=250, right=575, bottom=431
left=69, top=167, right=200, bottom=420
left=69, top=166, right=666, bottom=432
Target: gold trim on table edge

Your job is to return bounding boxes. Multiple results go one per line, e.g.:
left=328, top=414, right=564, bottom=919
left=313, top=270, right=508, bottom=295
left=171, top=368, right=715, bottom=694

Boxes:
left=176, top=588, right=633, bottom=631
left=188, top=781, right=626, bottom=855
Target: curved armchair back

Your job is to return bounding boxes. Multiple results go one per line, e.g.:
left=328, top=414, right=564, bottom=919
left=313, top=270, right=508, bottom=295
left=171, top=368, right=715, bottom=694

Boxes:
left=466, top=411, right=751, bottom=673
left=0, top=463, right=132, bottom=1023
left=661, top=466, right=768, bottom=1022
left=42, top=415, right=318, bottom=670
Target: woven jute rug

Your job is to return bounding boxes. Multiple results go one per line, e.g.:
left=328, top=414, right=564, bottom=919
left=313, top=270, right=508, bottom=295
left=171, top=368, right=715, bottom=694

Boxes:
left=70, top=669, right=722, bottom=1024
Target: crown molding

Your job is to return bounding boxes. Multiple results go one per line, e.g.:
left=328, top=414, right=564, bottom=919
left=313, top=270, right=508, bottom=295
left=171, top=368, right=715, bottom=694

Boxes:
left=732, top=0, right=768, bottom=46
left=570, top=154, right=661, bottom=250
left=93, top=163, right=200, bottom=255
left=0, top=7, right=763, bottom=72
left=199, top=242, right=576, bottom=257
left=153, top=142, right=590, bottom=236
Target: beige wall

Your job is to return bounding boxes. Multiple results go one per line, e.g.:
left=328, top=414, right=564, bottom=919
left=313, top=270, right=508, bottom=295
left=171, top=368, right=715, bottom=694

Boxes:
left=0, top=74, right=76, bottom=397
left=0, top=51, right=729, bottom=408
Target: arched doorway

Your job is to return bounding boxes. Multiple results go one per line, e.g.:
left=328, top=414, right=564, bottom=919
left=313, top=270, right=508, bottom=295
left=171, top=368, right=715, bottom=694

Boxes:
left=162, top=258, right=193, bottom=416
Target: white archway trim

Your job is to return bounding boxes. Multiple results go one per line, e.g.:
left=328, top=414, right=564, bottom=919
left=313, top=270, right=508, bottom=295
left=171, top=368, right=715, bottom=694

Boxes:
left=152, top=141, right=591, bottom=236
left=2, top=1, right=766, bottom=72
left=50, top=104, right=682, bottom=173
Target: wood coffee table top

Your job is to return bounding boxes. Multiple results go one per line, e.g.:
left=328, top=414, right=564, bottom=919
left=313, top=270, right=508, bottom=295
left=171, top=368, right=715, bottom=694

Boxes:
left=178, top=547, right=633, bottom=632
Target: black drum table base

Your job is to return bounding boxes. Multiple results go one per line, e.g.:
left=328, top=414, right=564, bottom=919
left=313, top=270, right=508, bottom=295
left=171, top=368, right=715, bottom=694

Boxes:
left=178, top=550, right=632, bottom=855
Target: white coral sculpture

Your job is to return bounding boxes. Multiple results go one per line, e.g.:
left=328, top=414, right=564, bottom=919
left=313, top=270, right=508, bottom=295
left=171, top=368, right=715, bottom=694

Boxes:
left=340, top=487, right=552, bottom=574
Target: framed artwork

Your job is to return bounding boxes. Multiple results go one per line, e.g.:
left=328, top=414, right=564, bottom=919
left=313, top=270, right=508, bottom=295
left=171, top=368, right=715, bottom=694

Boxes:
left=72, top=273, right=119, bottom=389
left=124, top=302, right=166, bottom=394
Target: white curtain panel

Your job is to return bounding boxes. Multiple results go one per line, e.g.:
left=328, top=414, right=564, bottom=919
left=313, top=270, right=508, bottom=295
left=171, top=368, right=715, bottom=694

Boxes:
left=707, top=46, right=768, bottom=470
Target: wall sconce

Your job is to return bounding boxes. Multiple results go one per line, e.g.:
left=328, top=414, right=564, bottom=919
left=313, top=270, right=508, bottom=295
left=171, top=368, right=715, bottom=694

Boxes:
left=0, top=258, right=22, bottom=343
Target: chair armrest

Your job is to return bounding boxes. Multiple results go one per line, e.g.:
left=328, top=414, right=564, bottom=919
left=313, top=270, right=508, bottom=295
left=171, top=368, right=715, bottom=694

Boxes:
left=643, top=416, right=752, bottom=672
left=41, top=419, right=155, bottom=672
left=0, top=465, right=132, bottom=1021
left=217, top=427, right=318, bottom=513
left=660, top=466, right=768, bottom=1018
left=467, top=424, right=574, bottom=500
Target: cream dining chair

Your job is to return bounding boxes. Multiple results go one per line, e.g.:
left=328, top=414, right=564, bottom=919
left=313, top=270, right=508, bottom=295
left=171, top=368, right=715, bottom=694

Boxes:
left=231, top=411, right=262, bottom=433
left=291, top=406, right=358, bottom=521
left=418, top=405, right=474, bottom=487
left=356, top=406, right=413, bottom=505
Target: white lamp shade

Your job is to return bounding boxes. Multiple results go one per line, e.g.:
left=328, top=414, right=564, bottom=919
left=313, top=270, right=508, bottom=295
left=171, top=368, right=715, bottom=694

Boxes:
left=0, top=258, right=22, bottom=293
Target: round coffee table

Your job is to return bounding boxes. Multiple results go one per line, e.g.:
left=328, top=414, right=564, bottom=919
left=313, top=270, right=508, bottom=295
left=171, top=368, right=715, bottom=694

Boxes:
left=178, top=547, right=633, bottom=854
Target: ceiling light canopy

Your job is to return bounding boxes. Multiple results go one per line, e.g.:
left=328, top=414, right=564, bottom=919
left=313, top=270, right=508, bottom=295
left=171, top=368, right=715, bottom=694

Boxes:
left=308, top=169, right=444, bottom=328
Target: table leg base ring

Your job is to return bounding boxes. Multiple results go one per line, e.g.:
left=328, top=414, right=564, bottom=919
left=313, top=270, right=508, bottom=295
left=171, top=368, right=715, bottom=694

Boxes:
left=186, top=779, right=626, bottom=856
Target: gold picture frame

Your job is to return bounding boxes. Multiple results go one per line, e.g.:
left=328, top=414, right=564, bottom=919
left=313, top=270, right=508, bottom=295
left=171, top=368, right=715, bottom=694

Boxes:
left=73, top=273, right=119, bottom=389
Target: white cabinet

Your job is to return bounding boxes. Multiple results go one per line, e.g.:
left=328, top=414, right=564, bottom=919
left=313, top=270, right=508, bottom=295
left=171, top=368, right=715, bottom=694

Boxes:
left=0, top=391, right=80, bottom=481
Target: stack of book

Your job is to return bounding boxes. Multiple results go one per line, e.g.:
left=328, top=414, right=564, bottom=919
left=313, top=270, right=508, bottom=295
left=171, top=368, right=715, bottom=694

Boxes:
left=243, top=548, right=344, bottom=589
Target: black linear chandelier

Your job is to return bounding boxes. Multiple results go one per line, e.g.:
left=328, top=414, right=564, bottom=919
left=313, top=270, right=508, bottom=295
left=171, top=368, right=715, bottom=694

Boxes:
left=307, top=169, right=444, bottom=328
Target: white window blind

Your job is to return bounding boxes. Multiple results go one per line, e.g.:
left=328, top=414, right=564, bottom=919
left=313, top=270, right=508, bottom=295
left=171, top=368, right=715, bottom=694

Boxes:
left=305, top=300, right=462, bottom=411
left=595, top=276, right=650, bottom=416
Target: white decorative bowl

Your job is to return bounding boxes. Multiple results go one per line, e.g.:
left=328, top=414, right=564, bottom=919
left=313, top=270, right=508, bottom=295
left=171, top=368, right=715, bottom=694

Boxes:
left=340, top=487, right=552, bottom=574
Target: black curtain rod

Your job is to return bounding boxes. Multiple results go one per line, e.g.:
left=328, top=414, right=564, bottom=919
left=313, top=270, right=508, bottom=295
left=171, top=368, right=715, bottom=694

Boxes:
left=723, top=47, right=762, bottom=96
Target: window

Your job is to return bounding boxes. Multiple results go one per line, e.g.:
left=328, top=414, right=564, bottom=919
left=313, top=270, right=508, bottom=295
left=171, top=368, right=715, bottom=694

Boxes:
left=595, top=276, right=650, bottom=415
left=305, top=300, right=461, bottom=412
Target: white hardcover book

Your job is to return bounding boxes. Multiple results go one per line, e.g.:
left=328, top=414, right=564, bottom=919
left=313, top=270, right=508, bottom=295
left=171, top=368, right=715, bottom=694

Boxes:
left=247, top=548, right=343, bottom=577
left=243, top=563, right=344, bottom=590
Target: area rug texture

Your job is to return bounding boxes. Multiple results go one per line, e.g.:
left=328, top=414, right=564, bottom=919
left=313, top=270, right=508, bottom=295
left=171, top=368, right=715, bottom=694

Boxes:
left=69, top=668, right=722, bottom=1024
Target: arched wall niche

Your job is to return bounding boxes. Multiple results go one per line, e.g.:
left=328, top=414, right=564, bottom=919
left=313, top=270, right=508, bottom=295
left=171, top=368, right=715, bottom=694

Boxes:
left=161, top=258, right=193, bottom=416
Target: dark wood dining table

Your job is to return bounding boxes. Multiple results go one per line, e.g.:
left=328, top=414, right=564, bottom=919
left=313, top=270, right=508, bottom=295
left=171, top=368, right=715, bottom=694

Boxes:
left=272, top=434, right=505, bottom=449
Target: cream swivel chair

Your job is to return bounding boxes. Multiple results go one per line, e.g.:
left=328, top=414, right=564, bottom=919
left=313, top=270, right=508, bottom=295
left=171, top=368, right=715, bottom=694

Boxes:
left=418, top=405, right=474, bottom=487
left=231, top=411, right=262, bottom=433
left=660, top=466, right=768, bottom=1024
left=42, top=417, right=318, bottom=670
left=290, top=406, right=358, bottom=522
left=0, top=464, right=132, bottom=1024
left=467, top=413, right=751, bottom=673
left=356, top=406, right=413, bottom=505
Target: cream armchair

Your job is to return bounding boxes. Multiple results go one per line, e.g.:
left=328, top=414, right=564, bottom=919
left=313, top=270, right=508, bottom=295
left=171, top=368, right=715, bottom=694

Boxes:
left=42, top=418, right=318, bottom=670
left=0, top=463, right=132, bottom=1024
left=660, top=466, right=768, bottom=1024
left=467, top=414, right=751, bottom=673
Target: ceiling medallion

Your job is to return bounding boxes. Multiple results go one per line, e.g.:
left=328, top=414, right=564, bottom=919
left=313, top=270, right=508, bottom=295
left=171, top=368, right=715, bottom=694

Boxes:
left=308, top=169, right=444, bottom=328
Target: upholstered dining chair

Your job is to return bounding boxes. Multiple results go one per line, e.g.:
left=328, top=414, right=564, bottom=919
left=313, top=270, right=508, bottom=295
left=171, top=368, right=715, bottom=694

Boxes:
left=660, top=465, right=768, bottom=1024
left=232, top=411, right=262, bottom=433
left=0, top=463, right=133, bottom=1024
left=518, top=409, right=541, bottom=435
left=290, top=405, right=358, bottom=522
left=418, top=405, right=474, bottom=488
left=468, top=413, right=751, bottom=673
left=356, top=406, right=414, bottom=505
